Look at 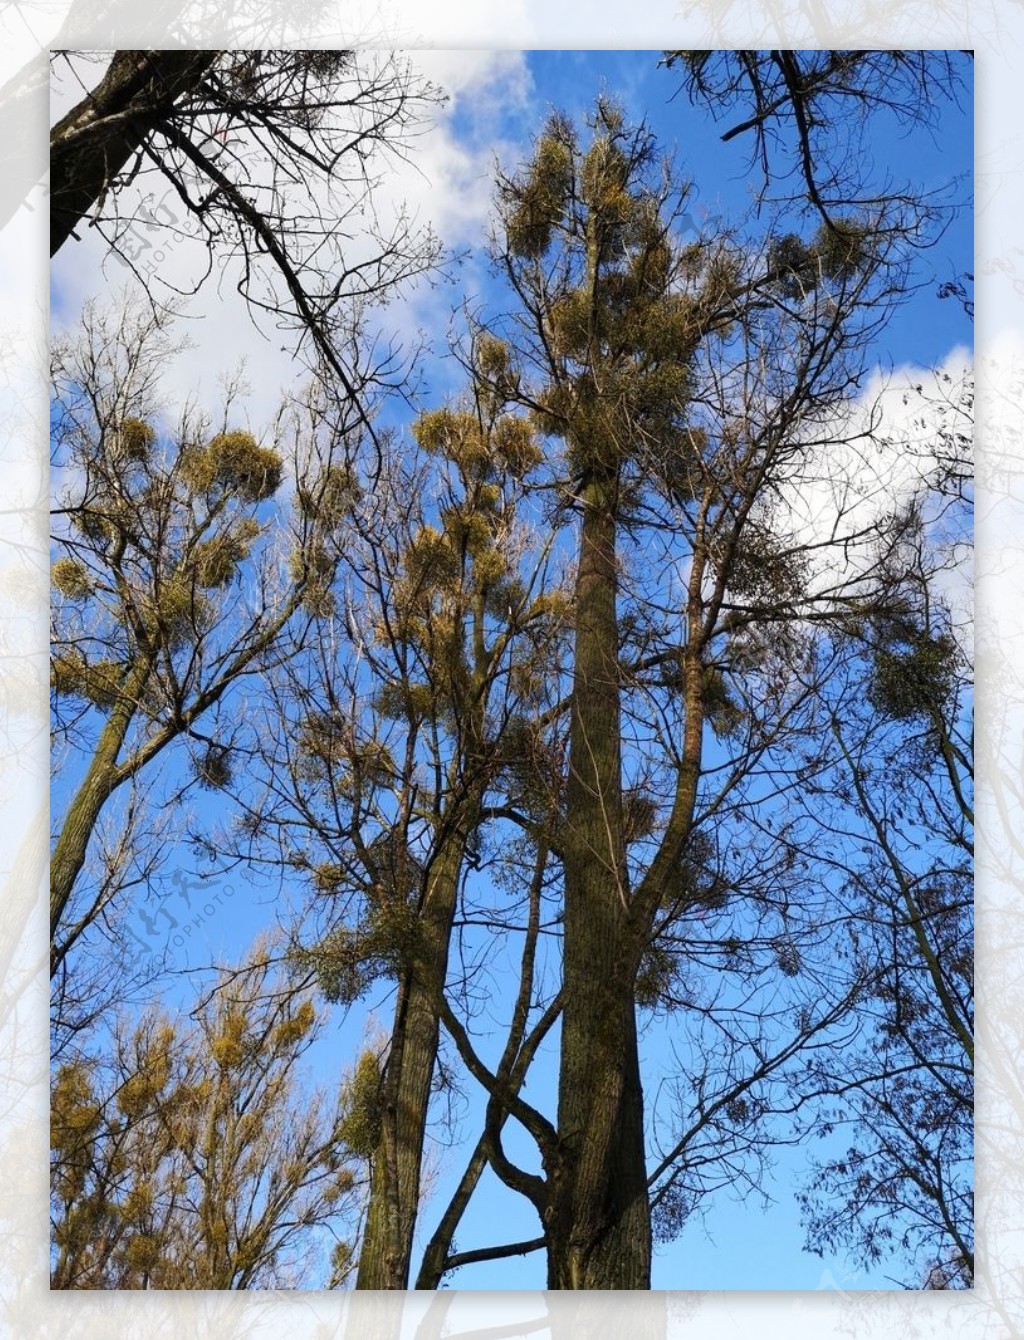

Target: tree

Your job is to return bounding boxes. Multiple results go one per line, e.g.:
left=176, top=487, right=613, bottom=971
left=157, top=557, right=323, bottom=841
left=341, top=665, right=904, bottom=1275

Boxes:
left=50, top=945, right=364, bottom=1289
left=444, top=99, right=925, bottom=1288
left=220, top=359, right=566, bottom=1289
left=49, top=50, right=442, bottom=427
left=660, top=51, right=969, bottom=230
left=795, top=372, right=973, bottom=1287
left=49, top=294, right=352, bottom=1022
left=50, top=68, right=972, bottom=1295
left=258, top=98, right=950, bottom=1292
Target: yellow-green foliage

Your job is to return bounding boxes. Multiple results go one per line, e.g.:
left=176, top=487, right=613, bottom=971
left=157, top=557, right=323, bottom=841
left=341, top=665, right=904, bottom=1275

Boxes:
left=404, top=525, right=460, bottom=592
left=702, top=248, right=742, bottom=308
left=441, top=506, right=493, bottom=559
left=493, top=415, right=541, bottom=477
left=350, top=738, right=396, bottom=787
left=192, top=519, right=260, bottom=589
left=472, top=547, right=508, bottom=590
left=509, top=654, right=542, bottom=704
left=51, top=1063, right=101, bottom=1142
left=322, top=1171, right=356, bottom=1208
left=51, top=557, right=93, bottom=600
left=297, top=464, right=362, bottom=527
left=625, top=219, right=672, bottom=299
left=271, top=999, right=316, bottom=1049
left=549, top=290, right=592, bottom=361
left=210, top=1006, right=249, bottom=1071
left=483, top=575, right=527, bottom=621
left=181, top=431, right=283, bottom=501
left=526, top=590, right=572, bottom=623
left=336, top=1050, right=383, bottom=1158
left=312, top=863, right=347, bottom=893
left=412, top=409, right=491, bottom=477
left=121, top=1185, right=155, bottom=1222
left=51, top=1063, right=103, bottom=1204
left=678, top=241, right=705, bottom=280
left=412, top=407, right=459, bottom=455
left=118, top=418, right=156, bottom=462
left=506, top=123, right=574, bottom=259
left=50, top=652, right=123, bottom=710
left=373, top=678, right=435, bottom=721
left=289, top=543, right=336, bottom=616
left=124, top=1234, right=161, bottom=1274
left=475, top=333, right=519, bottom=401
left=116, top=1067, right=165, bottom=1120
left=580, top=134, right=633, bottom=224
left=328, top=1239, right=356, bottom=1285
left=813, top=217, right=873, bottom=281
left=297, top=927, right=366, bottom=1005
left=530, top=381, right=573, bottom=439
left=769, top=220, right=871, bottom=298
left=151, top=575, right=207, bottom=648
left=296, top=880, right=417, bottom=1005
left=563, top=382, right=627, bottom=474
left=476, top=482, right=502, bottom=511
left=72, top=498, right=128, bottom=548
left=628, top=294, right=700, bottom=363
left=297, top=710, right=351, bottom=774
left=192, top=538, right=238, bottom=590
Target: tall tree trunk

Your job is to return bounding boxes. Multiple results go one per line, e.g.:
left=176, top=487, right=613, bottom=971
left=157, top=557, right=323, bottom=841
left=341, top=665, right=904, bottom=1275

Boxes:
left=50, top=49, right=218, bottom=256
left=355, top=822, right=472, bottom=1289
left=549, top=474, right=651, bottom=1289
left=50, top=654, right=152, bottom=954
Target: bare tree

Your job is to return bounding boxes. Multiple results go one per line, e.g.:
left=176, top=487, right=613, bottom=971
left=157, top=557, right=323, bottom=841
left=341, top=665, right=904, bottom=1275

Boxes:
left=50, top=50, right=443, bottom=432
left=660, top=50, right=970, bottom=231
left=794, top=385, right=973, bottom=1286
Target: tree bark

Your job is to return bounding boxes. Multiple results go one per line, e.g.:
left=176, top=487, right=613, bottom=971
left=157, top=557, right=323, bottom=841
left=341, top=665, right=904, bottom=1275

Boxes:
left=355, top=820, right=474, bottom=1289
left=548, top=474, right=651, bottom=1289
left=50, top=654, right=152, bottom=952
left=50, top=49, right=218, bottom=256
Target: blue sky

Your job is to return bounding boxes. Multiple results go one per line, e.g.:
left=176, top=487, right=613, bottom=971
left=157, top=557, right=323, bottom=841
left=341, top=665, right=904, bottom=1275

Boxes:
left=50, top=49, right=974, bottom=1293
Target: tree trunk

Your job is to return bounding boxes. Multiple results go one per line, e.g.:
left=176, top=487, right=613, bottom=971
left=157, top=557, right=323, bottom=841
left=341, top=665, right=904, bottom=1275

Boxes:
left=50, top=655, right=152, bottom=954
left=50, top=49, right=218, bottom=256
left=355, top=825, right=471, bottom=1289
left=549, top=474, right=651, bottom=1289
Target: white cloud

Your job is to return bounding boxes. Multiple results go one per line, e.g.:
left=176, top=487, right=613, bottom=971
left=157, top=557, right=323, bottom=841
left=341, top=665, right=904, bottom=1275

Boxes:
left=773, top=347, right=974, bottom=648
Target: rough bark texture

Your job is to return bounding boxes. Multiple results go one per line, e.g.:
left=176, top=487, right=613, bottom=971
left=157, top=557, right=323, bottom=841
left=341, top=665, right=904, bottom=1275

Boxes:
left=50, top=50, right=218, bottom=256
left=549, top=475, right=651, bottom=1289
left=355, top=822, right=472, bottom=1289
left=49, top=654, right=152, bottom=947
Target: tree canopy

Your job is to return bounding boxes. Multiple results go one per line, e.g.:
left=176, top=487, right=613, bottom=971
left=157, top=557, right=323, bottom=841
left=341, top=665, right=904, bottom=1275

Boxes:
left=50, top=50, right=973, bottom=1293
